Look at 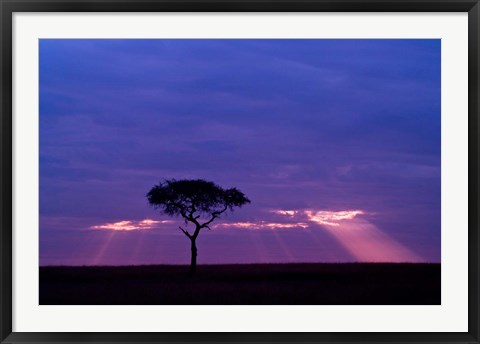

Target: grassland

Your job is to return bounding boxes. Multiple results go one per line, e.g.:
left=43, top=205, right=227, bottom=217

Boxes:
left=39, top=263, right=440, bottom=305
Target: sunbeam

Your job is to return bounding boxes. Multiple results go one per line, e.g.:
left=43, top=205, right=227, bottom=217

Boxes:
left=272, top=230, right=296, bottom=261
left=247, top=230, right=270, bottom=263
left=91, top=230, right=117, bottom=265
left=322, top=219, right=424, bottom=262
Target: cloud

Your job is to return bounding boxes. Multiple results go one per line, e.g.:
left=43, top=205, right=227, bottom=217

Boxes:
left=271, top=209, right=364, bottom=227
left=90, top=219, right=173, bottom=231
left=210, top=209, right=365, bottom=231
left=304, top=210, right=364, bottom=226
left=89, top=208, right=363, bottom=232
left=215, top=221, right=309, bottom=230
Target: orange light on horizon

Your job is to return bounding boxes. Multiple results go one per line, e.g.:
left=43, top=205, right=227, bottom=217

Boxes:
left=90, top=219, right=173, bottom=231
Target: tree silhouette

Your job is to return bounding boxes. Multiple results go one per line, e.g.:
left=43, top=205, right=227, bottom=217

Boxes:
left=147, top=179, right=250, bottom=275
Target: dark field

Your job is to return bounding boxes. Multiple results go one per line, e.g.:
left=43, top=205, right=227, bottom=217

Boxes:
left=40, top=263, right=440, bottom=305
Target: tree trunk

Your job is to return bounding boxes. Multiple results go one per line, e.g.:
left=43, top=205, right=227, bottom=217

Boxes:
left=190, top=239, right=197, bottom=276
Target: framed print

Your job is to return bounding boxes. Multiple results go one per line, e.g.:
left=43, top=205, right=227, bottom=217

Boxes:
left=1, top=1, right=479, bottom=343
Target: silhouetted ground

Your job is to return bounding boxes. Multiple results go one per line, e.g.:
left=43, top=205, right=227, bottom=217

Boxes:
left=39, top=263, right=440, bottom=305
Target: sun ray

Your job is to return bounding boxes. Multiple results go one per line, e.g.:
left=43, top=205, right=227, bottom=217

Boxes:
left=247, top=231, right=270, bottom=263
left=272, top=230, right=295, bottom=262
left=127, top=231, right=148, bottom=265
left=91, top=230, right=117, bottom=265
left=322, top=219, right=423, bottom=262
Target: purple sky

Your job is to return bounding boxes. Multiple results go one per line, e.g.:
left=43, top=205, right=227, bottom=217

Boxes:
left=39, top=39, right=441, bottom=266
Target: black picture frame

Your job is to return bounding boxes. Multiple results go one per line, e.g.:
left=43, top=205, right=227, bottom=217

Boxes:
left=1, top=0, right=479, bottom=343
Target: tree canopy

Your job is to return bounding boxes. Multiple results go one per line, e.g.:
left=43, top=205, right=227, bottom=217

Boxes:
left=147, top=179, right=250, bottom=222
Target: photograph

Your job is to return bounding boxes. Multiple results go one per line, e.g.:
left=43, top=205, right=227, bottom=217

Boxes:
left=39, top=38, right=441, bottom=305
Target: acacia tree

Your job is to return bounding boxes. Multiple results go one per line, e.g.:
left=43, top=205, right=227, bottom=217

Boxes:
left=146, top=179, right=250, bottom=275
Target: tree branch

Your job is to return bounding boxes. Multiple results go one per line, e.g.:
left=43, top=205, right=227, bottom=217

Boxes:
left=200, top=205, right=228, bottom=229
left=185, top=204, right=201, bottom=227
left=178, top=226, right=192, bottom=239
left=189, top=203, right=196, bottom=218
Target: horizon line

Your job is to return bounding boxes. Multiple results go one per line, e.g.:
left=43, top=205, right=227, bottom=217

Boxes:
left=39, top=261, right=441, bottom=268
